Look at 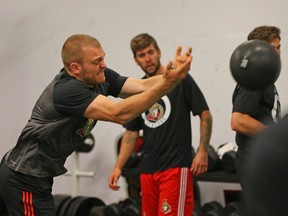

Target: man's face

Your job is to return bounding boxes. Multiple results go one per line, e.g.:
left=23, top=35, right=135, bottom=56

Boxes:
left=269, top=38, right=281, bottom=57
left=79, top=46, right=107, bottom=86
left=134, top=44, right=161, bottom=77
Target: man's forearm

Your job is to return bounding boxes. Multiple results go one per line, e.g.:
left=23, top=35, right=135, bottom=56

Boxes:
left=231, top=112, right=267, bottom=136
left=115, top=131, right=139, bottom=170
left=198, top=111, right=213, bottom=152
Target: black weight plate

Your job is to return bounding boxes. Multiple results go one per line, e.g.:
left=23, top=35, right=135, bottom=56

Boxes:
left=89, top=206, right=106, bottom=216
left=58, top=196, right=81, bottom=216
left=221, top=151, right=237, bottom=173
left=67, top=196, right=106, bottom=216
left=104, top=203, right=122, bottom=216
left=53, top=194, right=71, bottom=216
left=122, top=204, right=140, bottom=216
left=202, top=201, right=223, bottom=214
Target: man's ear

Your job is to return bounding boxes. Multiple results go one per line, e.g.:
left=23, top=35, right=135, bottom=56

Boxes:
left=70, top=62, right=81, bottom=74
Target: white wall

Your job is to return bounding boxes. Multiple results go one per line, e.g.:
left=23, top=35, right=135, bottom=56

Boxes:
left=1, top=0, right=288, bottom=205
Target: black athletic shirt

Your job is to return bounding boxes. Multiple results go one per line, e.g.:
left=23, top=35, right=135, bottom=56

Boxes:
left=232, top=84, right=281, bottom=147
left=5, top=68, right=127, bottom=177
left=124, top=74, right=209, bottom=173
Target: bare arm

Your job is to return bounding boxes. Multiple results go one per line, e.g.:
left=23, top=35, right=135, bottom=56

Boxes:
left=231, top=112, right=267, bottom=136
left=118, top=46, right=192, bottom=98
left=191, top=110, right=213, bottom=176
left=84, top=46, right=192, bottom=124
left=198, top=110, right=213, bottom=152
left=109, top=130, right=139, bottom=190
left=118, top=76, right=163, bottom=99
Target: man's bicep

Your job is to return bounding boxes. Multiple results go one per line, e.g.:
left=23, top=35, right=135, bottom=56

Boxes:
left=118, top=78, right=145, bottom=98
left=122, top=130, right=139, bottom=144
left=83, top=95, right=116, bottom=122
left=231, top=112, right=246, bottom=132
left=231, top=111, right=254, bottom=128
left=118, top=76, right=162, bottom=98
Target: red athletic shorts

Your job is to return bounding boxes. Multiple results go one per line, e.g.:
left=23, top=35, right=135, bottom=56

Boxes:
left=140, top=167, right=193, bottom=216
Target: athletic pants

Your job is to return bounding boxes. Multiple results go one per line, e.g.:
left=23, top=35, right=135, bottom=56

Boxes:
left=0, top=162, right=55, bottom=216
left=140, top=167, right=193, bottom=216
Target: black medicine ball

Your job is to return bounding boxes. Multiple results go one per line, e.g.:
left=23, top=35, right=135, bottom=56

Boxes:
left=230, top=39, right=281, bottom=91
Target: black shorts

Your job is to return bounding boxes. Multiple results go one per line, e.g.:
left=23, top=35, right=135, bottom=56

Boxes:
left=0, top=162, right=55, bottom=216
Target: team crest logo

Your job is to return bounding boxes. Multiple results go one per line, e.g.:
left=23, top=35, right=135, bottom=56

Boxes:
left=146, top=103, right=164, bottom=122
left=161, top=199, right=171, bottom=214
left=77, top=118, right=95, bottom=137
left=142, top=96, right=171, bottom=128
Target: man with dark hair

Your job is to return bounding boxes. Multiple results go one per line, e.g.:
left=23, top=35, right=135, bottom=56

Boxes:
left=109, top=33, right=212, bottom=216
left=231, top=25, right=282, bottom=213
left=0, top=34, right=192, bottom=215
left=247, top=25, right=281, bottom=43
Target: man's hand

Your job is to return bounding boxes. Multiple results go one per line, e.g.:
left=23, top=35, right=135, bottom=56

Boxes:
left=174, top=46, right=193, bottom=69
left=191, top=150, right=208, bottom=176
left=108, top=167, right=122, bottom=191
left=163, top=46, right=193, bottom=83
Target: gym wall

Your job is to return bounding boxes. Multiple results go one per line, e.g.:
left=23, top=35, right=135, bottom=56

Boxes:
left=1, top=0, right=288, bottom=205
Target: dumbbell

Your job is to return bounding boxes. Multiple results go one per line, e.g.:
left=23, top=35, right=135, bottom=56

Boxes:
left=217, top=142, right=238, bottom=173
left=223, top=202, right=241, bottom=216
left=66, top=196, right=106, bottom=216
left=76, top=133, right=95, bottom=153
left=56, top=195, right=106, bottom=216
left=105, top=197, right=140, bottom=216
left=89, top=205, right=106, bottom=216
left=122, top=204, right=140, bottom=216
left=53, top=194, right=71, bottom=216
left=58, top=196, right=78, bottom=216
left=208, top=145, right=220, bottom=172
left=227, top=212, right=240, bottom=216
left=221, top=151, right=237, bottom=173
left=121, top=197, right=141, bottom=216
left=202, top=201, right=224, bottom=216
left=193, top=201, right=203, bottom=216
left=105, top=202, right=122, bottom=216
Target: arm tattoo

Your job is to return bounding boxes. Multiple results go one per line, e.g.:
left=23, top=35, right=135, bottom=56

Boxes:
left=123, top=131, right=138, bottom=147
left=200, top=115, right=212, bottom=151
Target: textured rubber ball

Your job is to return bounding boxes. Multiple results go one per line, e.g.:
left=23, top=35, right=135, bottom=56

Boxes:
left=230, top=39, right=281, bottom=91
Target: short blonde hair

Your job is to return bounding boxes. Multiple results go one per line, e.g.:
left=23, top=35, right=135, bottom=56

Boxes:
left=61, top=34, right=101, bottom=70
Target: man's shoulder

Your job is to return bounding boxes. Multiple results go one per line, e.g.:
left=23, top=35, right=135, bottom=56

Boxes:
left=54, top=70, right=83, bottom=89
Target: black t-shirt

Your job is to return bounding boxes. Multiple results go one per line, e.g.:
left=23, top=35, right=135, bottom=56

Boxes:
left=124, top=74, right=209, bottom=173
left=54, top=68, right=127, bottom=116
left=232, top=84, right=280, bottom=147
left=5, top=68, right=128, bottom=177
